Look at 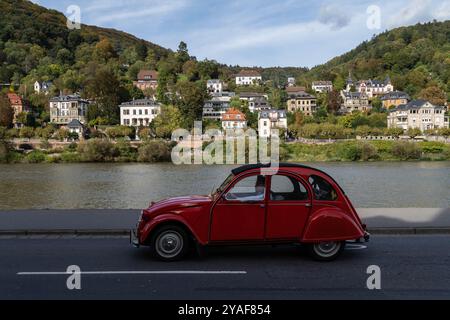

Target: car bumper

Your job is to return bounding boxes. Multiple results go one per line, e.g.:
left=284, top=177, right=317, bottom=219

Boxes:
left=130, top=229, right=140, bottom=248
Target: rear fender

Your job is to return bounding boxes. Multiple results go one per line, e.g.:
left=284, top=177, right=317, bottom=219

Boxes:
left=302, top=207, right=364, bottom=242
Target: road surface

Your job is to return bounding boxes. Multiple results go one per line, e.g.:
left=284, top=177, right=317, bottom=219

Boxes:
left=0, top=235, right=449, bottom=299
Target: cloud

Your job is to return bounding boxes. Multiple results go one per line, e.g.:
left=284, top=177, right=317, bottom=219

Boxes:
left=385, top=0, right=450, bottom=28
left=318, top=4, right=352, bottom=29
left=85, top=0, right=187, bottom=24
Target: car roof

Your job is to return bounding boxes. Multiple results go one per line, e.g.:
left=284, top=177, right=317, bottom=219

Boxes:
left=231, top=163, right=346, bottom=195
left=231, top=163, right=319, bottom=175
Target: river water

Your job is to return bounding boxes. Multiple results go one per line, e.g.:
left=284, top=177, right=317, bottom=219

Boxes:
left=0, top=162, right=449, bottom=209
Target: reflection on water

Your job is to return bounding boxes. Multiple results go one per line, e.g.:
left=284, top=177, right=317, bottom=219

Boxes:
left=0, top=162, right=449, bottom=209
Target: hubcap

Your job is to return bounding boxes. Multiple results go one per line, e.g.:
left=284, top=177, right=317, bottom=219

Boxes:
left=314, top=241, right=341, bottom=258
left=156, top=231, right=184, bottom=259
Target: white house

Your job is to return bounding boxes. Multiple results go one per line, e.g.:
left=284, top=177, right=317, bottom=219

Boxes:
left=356, top=77, right=394, bottom=98
left=49, top=94, right=89, bottom=125
left=202, top=93, right=235, bottom=120
left=235, top=70, right=262, bottom=86
left=258, top=110, right=287, bottom=138
left=312, top=81, right=333, bottom=93
left=67, top=119, right=85, bottom=138
left=120, top=98, right=161, bottom=127
left=221, top=108, right=247, bottom=130
left=207, top=79, right=223, bottom=94
left=387, top=100, right=449, bottom=132
left=287, top=77, right=296, bottom=87
left=34, top=81, right=52, bottom=95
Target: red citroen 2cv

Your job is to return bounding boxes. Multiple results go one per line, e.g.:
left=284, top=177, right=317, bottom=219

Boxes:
left=131, top=163, right=369, bottom=261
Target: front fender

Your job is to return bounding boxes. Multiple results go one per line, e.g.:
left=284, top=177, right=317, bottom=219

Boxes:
left=302, top=207, right=364, bottom=242
left=140, top=213, right=205, bottom=245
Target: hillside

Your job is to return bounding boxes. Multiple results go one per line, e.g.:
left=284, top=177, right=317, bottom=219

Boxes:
left=298, top=20, right=450, bottom=102
left=0, top=0, right=170, bottom=83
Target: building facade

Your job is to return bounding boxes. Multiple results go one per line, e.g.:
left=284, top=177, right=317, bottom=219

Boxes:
left=312, top=81, right=333, bottom=93
left=49, top=94, right=89, bottom=125
left=133, top=70, right=159, bottom=92
left=287, top=91, right=317, bottom=116
left=258, top=109, right=287, bottom=138
left=387, top=100, right=449, bottom=132
left=119, top=98, right=161, bottom=127
left=239, top=92, right=270, bottom=113
left=356, top=77, right=394, bottom=98
left=340, top=91, right=370, bottom=113
left=7, top=93, right=30, bottom=126
left=202, top=94, right=235, bottom=120
left=235, top=70, right=262, bottom=86
left=380, top=91, right=410, bottom=109
left=34, top=81, right=52, bottom=95
left=207, top=79, right=223, bottom=94
left=221, top=108, right=247, bottom=130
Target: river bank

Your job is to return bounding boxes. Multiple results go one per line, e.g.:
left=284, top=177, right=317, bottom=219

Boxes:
left=1, top=138, right=450, bottom=164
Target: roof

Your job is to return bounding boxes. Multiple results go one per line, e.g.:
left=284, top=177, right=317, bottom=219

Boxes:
left=259, top=109, right=287, bottom=120
left=389, top=100, right=442, bottom=112
left=67, top=119, right=84, bottom=128
left=207, top=79, right=222, bottom=84
left=357, top=77, right=391, bottom=87
left=7, top=93, right=22, bottom=104
left=286, top=86, right=307, bottom=93
left=235, top=70, right=261, bottom=77
left=342, top=91, right=367, bottom=99
left=239, top=92, right=267, bottom=99
left=312, top=81, right=332, bottom=86
left=288, top=91, right=316, bottom=99
left=137, top=70, right=158, bottom=81
left=221, top=108, right=246, bottom=121
left=120, top=98, right=159, bottom=107
left=49, top=94, right=87, bottom=102
left=380, top=91, right=410, bottom=101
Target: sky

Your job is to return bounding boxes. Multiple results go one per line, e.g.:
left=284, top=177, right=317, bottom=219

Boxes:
left=30, top=0, right=450, bottom=68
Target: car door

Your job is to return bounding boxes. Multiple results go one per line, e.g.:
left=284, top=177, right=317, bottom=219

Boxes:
left=210, top=174, right=267, bottom=242
left=265, top=174, right=311, bottom=240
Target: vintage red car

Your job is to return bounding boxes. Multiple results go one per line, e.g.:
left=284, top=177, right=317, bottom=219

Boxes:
left=131, top=163, right=369, bottom=261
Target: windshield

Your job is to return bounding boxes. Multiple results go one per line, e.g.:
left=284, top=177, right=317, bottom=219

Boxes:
left=213, top=174, right=235, bottom=196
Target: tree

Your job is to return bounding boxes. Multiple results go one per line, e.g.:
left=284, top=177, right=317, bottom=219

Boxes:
left=19, top=126, right=34, bottom=140
left=417, top=86, right=447, bottom=106
left=150, top=105, right=183, bottom=139
left=406, top=127, right=422, bottom=138
left=135, top=41, right=148, bottom=61
left=327, top=90, right=341, bottom=114
left=176, top=41, right=190, bottom=66
left=174, top=81, right=207, bottom=126
left=94, top=39, right=117, bottom=62
left=0, top=94, right=14, bottom=127
left=85, top=67, right=126, bottom=124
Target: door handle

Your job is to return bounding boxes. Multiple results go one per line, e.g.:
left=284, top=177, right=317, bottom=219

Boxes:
left=305, top=204, right=312, bottom=207
left=260, top=204, right=266, bottom=208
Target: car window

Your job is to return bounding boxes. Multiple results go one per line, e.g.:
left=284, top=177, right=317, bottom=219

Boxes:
left=225, top=175, right=266, bottom=202
left=270, top=175, right=308, bottom=201
left=308, top=175, right=338, bottom=201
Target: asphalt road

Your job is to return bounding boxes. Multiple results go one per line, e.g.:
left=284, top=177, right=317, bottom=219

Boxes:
left=0, top=235, right=449, bottom=300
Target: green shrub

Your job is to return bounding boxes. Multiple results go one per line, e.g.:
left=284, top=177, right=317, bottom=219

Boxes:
left=25, top=150, right=46, bottom=163
left=115, top=139, right=137, bottom=161
left=40, top=139, right=51, bottom=150
left=419, top=142, right=445, bottom=154
left=77, top=139, right=117, bottom=162
left=335, top=142, right=361, bottom=161
left=391, top=141, right=422, bottom=160
left=60, top=152, right=81, bottom=163
left=65, top=142, right=78, bottom=152
left=137, top=141, right=171, bottom=162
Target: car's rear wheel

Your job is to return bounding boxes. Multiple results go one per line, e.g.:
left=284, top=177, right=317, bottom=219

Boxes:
left=150, top=225, right=190, bottom=262
left=307, top=241, right=345, bottom=261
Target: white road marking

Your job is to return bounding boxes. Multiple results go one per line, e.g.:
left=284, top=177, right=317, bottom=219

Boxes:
left=345, top=244, right=368, bottom=250
left=17, top=270, right=247, bottom=276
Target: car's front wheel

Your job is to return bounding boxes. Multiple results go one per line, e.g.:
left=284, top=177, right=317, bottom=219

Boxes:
left=307, top=241, right=345, bottom=261
left=150, top=225, right=190, bottom=262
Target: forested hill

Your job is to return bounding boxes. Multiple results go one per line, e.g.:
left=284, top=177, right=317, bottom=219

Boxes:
left=0, top=0, right=171, bottom=83
left=298, top=20, right=450, bottom=101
